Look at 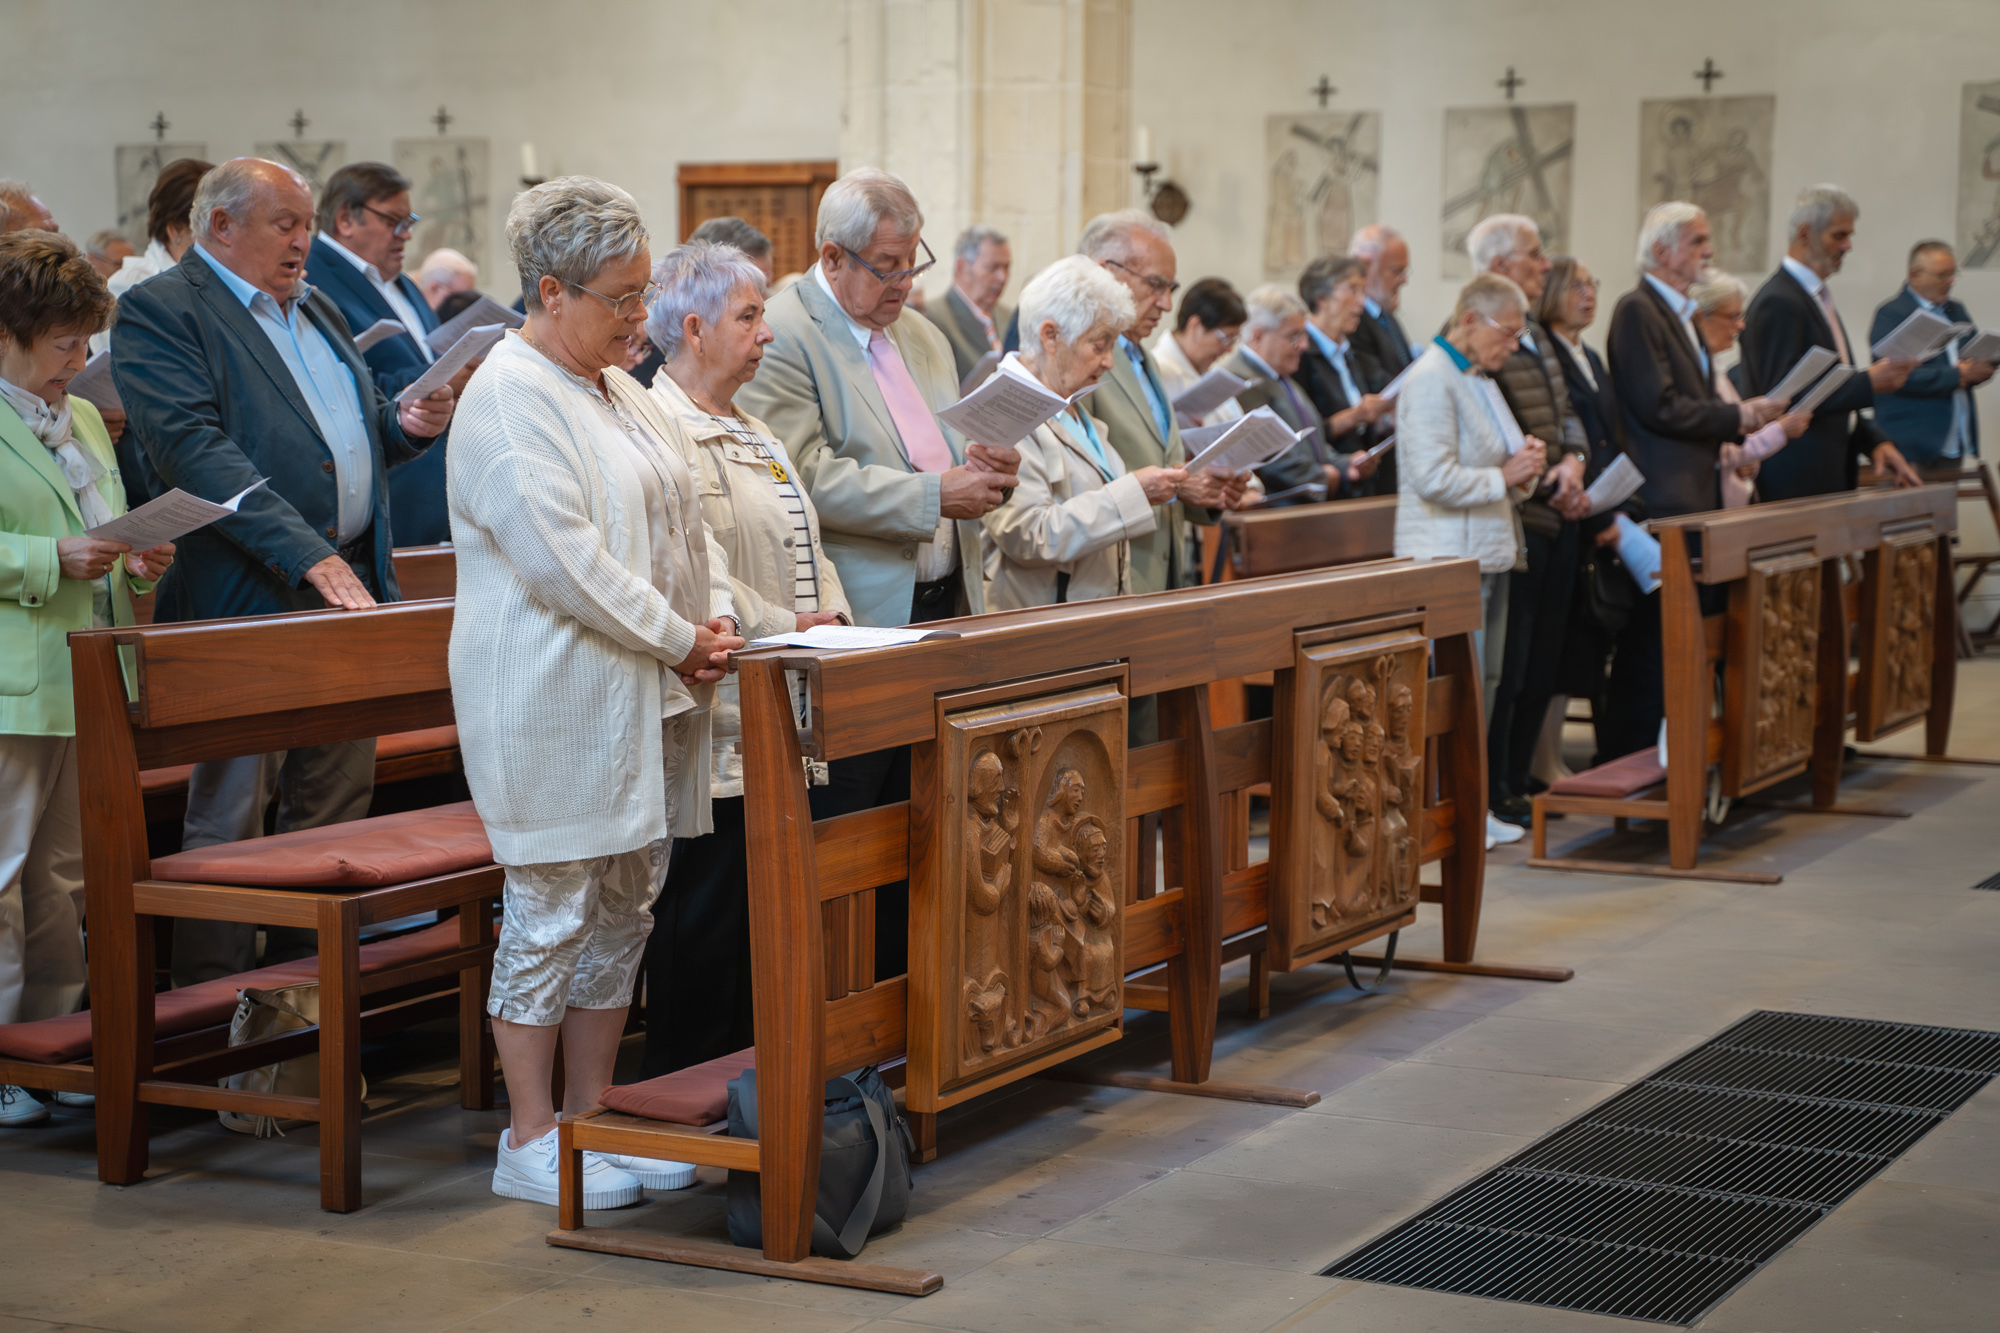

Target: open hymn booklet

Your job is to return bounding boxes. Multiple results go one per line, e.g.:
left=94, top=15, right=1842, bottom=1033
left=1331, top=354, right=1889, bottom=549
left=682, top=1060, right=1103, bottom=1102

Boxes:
left=1181, top=406, right=1311, bottom=475
left=935, top=357, right=1095, bottom=451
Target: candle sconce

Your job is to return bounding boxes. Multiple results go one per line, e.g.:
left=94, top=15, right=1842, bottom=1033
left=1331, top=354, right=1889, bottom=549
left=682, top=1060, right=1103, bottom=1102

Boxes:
left=1134, top=159, right=1188, bottom=226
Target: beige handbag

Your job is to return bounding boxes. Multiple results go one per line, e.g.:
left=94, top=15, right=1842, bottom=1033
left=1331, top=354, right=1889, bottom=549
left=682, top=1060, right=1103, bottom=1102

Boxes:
left=218, top=983, right=363, bottom=1137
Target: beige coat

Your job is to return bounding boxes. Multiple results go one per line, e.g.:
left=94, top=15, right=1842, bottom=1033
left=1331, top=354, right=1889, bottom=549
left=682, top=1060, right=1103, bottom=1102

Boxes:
left=1392, top=342, right=1533, bottom=574
left=981, top=385, right=1157, bottom=610
left=647, top=375, right=852, bottom=798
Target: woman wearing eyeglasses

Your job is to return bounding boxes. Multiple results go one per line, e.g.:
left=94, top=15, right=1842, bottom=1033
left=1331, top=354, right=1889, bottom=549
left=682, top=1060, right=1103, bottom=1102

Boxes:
left=448, top=177, right=744, bottom=1210
left=1149, top=278, right=1248, bottom=426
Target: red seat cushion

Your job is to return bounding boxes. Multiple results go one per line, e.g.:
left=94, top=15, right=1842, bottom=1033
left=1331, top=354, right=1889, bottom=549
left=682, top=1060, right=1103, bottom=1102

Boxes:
left=374, top=725, right=459, bottom=761
left=600, top=1047, right=757, bottom=1126
left=0, top=920, right=469, bottom=1066
left=1546, top=749, right=1668, bottom=800
left=148, top=802, right=491, bottom=888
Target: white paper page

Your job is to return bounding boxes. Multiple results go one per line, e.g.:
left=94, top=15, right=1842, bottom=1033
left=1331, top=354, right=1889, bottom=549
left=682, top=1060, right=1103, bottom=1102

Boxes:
left=1179, top=421, right=1232, bottom=454
left=1871, top=307, right=1958, bottom=362
left=1170, top=365, right=1251, bottom=420
left=1583, top=453, right=1646, bottom=517
left=425, top=295, right=522, bottom=355
left=1184, top=407, right=1303, bottom=474
left=1791, top=364, right=1856, bottom=416
left=85, top=479, right=267, bottom=549
left=748, top=624, right=952, bottom=650
left=65, top=350, right=122, bottom=413
left=935, top=365, right=1069, bottom=450
left=1252, top=480, right=1329, bottom=506
left=1376, top=363, right=1415, bottom=402
left=1766, top=346, right=1838, bottom=406
left=397, top=324, right=505, bottom=406
left=353, top=319, right=405, bottom=353
left=1362, top=433, right=1397, bottom=462
left=959, top=349, right=1002, bottom=396
left=1961, top=330, right=2000, bottom=363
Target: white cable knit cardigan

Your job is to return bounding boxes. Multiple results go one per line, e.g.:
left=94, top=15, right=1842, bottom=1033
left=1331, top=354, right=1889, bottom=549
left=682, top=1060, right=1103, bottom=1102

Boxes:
left=447, top=333, right=734, bottom=866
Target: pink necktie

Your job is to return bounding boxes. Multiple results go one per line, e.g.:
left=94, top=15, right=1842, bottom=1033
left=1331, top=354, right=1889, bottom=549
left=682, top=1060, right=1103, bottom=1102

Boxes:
left=866, top=330, right=955, bottom=473
left=1815, top=284, right=1852, bottom=366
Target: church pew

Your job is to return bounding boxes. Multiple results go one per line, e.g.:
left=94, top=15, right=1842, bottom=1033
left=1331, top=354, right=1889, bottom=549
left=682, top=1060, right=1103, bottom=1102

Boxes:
left=125, top=542, right=455, bottom=626
left=549, top=557, right=1495, bottom=1293
left=65, top=601, right=500, bottom=1212
left=1530, top=485, right=1958, bottom=882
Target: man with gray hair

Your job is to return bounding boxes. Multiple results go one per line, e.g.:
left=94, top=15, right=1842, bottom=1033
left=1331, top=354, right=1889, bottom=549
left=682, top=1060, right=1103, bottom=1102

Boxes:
left=110, top=157, right=457, bottom=984
left=1739, top=184, right=1921, bottom=498
left=688, top=216, right=775, bottom=284
left=0, top=180, right=56, bottom=234
left=922, top=223, right=1012, bottom=383
left=415, top=246, right=479, bottom=311
left=1870, top=240, right=1993, bottom=466
left=1349, top=223, right=1415, bottom=384
left=1220, top=284, right=1350, bottom=503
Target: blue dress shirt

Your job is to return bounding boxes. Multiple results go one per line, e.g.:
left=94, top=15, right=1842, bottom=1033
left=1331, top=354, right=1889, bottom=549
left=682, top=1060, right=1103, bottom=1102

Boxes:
left=1121, top=336, right=1172, bottom=443
left=195, top=245, right=374, bottom=543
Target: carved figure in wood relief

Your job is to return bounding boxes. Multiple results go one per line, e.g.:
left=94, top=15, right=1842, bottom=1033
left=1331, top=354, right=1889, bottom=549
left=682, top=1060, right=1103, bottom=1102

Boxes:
left=1311, top=694, right=1364, bottom=928
left=1034, top=767, right=1087, bottom=884
left=1023, top=881, right=1073, bottom=1039
left=1750, top=566, right=1820, bottom=778
left=1884, top=542, right=1935, bottom=721
left=1380, top=682, right=1420, bottom=909
left=963, top=748, right=1020, bottom=1058
left=1064, top=816, right=1120, bottom=1014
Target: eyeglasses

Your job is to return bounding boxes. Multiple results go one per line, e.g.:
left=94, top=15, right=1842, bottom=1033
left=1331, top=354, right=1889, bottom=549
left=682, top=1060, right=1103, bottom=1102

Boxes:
left=1571, top=276, right=1602, bottom=293
left=571, top=279, right=661, bottom=319
left=1105, top=258, right=1181, bottom=298
left=841, top=237, right=937, bottom=285
left=1478, top=312, right=1525, bottom=344
left=361, top=203, right=420, bottom=237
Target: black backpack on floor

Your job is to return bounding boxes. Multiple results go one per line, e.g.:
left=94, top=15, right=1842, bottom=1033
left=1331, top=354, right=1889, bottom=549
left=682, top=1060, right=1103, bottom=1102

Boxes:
left=725, top=1065, right=913, bottom=1259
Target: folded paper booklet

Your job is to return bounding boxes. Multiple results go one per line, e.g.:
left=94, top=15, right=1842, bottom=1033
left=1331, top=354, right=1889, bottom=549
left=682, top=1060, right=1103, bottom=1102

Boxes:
left=1583, top=452, right=1645, bottom=517
left=748, top=624, right=959, bottom=650
left=959, top=349, right=1002, bottom=396
left=935, top=359, right=1090, bottom=451
left=85, top=479, right=267, bottom=550
left=1871, top=306, right=1972, bottom=362
left=65, top=349, right=121, bottom=413
left=1183, top=406, right=1308, bottom=474
left=1169, top=365, right=1251, bottom=420
left=1766, top=346, right=1838, bottom=406
left=1962, top=330, right=2000, bottom=363
left=1253, top=480, right=1329, bottom=506
left=425, top=295, right=523, bottom=355
left=1790, top=363, right=1857, bottom=417
left=1376, top=362, right=1415, bottom=402
left=352, top=319, right=405, bottom=353
left=397, top=324, right=506, bottom=406
left=1361, top=433, right=1397, bottom=462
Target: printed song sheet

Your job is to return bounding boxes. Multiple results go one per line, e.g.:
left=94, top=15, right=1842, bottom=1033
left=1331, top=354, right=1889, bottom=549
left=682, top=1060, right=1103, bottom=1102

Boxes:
left=1583, top=453, right=1645, bottom=517
left=353, top=319, right=405, bottom=353
left=397, top=324, right=506, bottom=405
left=748, top=624, right=958, bottom=650
left=1182, top=406, right=1307, bottom=474
left=1870, top=307, right=1970, bottom=362
left=85, top=479, right=267, bottom=549
left=935, top=361, right=1082, bottom=450
left=425, top=295, right=522, bottom=355
left=1169, top=365, right=1251, bottom=420
left=1766, top=347, right=1838, bottom=406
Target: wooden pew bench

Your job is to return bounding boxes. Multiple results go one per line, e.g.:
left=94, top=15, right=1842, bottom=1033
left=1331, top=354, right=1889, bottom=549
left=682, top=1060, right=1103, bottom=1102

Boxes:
left=68, top=600, right=499, bottom=1212
left=138, top=724, right=464, bottom=827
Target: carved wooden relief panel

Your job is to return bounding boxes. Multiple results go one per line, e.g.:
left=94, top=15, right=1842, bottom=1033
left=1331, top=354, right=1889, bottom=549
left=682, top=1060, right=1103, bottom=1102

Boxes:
left=1269, top=627, right=1428, bottom=970
left=914, top=680, right=1127, bottom=1108
left=1722, top=551, right=1821, bottom=797
left=1855, top=531, right=1938, bottom=741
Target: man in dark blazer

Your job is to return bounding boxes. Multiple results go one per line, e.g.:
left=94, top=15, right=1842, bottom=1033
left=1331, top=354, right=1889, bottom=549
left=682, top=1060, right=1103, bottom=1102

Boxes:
left=111, top=157, right=455, bottom=983
left=1349, top=224, right=1414, bottom=492
left=309, top=162, right=466, bottom=545
left=1223, top=285, right=1348, bottom=504
left=921, top=224, right=1012, bottom=385
left=1869, top=239, right=1994, bottom=467
left=1739, top=184, right=1921, bottom=499
left=1296, top=253, right=1390, bottom=494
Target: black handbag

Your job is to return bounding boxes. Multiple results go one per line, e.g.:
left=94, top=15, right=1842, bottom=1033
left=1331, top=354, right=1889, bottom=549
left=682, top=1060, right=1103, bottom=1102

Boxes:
left=1578, top=542, right=1639, bottom=633
left=725, top=1065, right=913, bottom=1259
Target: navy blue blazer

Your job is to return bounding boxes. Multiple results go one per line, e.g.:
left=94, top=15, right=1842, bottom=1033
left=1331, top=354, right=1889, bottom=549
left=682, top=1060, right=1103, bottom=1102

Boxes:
left=1739, top=265, right=1884, bottom=500
left=307, top=236, right=453, bottom=544
left=109, top=248, right=419, bottom=622
left=1869, top=286, right=1980, bottom=465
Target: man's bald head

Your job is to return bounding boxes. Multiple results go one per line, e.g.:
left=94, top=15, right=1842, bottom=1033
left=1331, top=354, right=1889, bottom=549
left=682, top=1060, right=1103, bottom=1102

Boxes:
left=191, top=157, right=316, bottom=301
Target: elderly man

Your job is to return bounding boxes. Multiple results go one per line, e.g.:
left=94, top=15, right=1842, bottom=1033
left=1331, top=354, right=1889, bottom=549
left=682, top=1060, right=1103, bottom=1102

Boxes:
left=737, top=166, right=1015, bottom=976
left=689, top=216, right=776, bottom=284
left=0, top=181, right=57, bottom=234
left=85, top=230, right=136, bottom=279
left=1870, top=240, right=1993, bottom=468
left=1348, top=224, right=1413, bottom=492
left=1297, top=253, right=1390, bottom=494
left=1740, top=185, right=1921, bottom=499
left=415, top=246, right=478, bottom=311
left=923, top=224, right=1012, bottom=383
left=111, top=158, right=456, bottom=984
left=1220, top=285, right=1347, bottom=503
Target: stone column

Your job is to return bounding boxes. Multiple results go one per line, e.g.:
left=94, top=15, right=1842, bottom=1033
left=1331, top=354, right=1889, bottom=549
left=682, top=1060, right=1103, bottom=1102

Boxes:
left=841, top=0, right=1132, bottom=302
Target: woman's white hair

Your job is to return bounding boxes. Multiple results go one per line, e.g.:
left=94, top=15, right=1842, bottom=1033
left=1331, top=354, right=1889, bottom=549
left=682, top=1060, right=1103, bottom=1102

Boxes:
left=507, top=175, right=648, bottom=313
left=1017, top=254, right=1135, bottom=345
left=1636, top=201, right=1706, bottom=270
left=815, top=167, right=923, bottom=253
left=1789, top=184, right=1859, bottom=238
left=645, top=241, right=768, bottom=360
left=1466, top=214, right=1538, bottom=272
left=1689, top=271, right=1748, bottom=316
left=1242, top=283, right=1306, bottom=332
left=1452, top=272, right=1529, bottom=323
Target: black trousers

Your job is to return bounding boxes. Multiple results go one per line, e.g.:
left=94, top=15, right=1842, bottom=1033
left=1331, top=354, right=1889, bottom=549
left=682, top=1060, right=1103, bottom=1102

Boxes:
left=1487, top=522, right=1579, bottom=803
left=642, top=796, right=755, bottom=1078
left=1595, top=582, right=1727, bottom=767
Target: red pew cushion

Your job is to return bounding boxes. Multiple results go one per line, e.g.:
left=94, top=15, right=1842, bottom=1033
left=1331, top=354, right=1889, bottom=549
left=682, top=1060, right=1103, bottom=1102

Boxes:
left=600, top=1048, right=757, bottom=1127
left=1546, top=749, right=1668, bottom=800
left=148, top=802, right=491, bottom=888
left=0, top=920, right=469, bottom=1066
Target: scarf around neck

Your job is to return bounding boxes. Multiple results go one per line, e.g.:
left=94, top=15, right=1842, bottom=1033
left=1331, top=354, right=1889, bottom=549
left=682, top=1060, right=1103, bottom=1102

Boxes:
left=1, top=376, right=115, bottom=530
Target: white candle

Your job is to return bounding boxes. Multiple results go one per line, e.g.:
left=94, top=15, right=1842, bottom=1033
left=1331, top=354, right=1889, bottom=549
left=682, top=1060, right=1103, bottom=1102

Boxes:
left=521, top=142, right=539, bottom=180
left=1135, top=125, right=1152, bottom=165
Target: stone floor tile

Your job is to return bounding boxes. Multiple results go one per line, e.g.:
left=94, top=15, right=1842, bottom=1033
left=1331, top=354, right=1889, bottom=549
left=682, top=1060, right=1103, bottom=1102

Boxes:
left=1188, top=1111, right=1524, bottom=1199
left=1305, top=1061, right=1621, bottom=1137
left=444, top=1273, right=871, bottom=1332
left=1274, top=1280, right=1642, bottom=1331
left=1407, top=1015, right=1708, bottom=1084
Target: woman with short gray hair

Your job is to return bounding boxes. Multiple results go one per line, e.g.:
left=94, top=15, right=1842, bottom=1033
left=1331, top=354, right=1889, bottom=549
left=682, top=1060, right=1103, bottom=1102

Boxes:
left=982, top=254, right=1183, bottom=609
left=1690, top=272, right=1809, bottom=505
left=448, top=177, right=743, bottom=1209
left=636, top=241, right=851, bottom=1076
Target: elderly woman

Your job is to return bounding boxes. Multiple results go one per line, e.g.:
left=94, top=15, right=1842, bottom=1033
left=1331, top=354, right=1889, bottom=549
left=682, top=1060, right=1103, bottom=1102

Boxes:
left=0, top=232, right=174, bottom=1125
left=1149, top=277, right=1246, bottom=424
left=1691, top=272, right=1811, bottom=507
left=983, top=255, right=1184, bottom=609
left=635, top=241, right=852, bottom=1077
left=448, top=177, right=743, bottom=1207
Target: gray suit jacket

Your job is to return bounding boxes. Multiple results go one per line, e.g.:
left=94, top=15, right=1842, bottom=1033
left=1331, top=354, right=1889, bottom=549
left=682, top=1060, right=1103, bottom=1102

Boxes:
left=1093, top=341, right=1209, bottom=592
left=921, top=286, right=1009, bottom=386
left=736, top=272, right=984, bottom=627
left=1221, top=347, right=1339, bottom=504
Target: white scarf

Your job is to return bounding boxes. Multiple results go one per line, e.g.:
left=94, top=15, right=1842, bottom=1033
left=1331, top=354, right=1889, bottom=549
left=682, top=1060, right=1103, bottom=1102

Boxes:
left=0, top=377, right=116, bottom=530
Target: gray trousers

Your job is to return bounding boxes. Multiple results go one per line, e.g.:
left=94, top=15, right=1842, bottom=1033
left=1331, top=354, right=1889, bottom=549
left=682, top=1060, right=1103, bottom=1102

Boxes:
left=171, top=739, right=376, bottom=987
left=0, top=734, right=88, bottom=1026
left=1479, top=571, right=1511, bottom=715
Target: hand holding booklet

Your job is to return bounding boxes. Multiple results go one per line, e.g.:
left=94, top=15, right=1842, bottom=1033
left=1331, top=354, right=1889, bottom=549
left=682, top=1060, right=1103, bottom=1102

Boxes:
left=935, top=358, right=1089, bottom=451
left=1765, top=346, right=1837, bottom=407
left=1788, top=363, right=1856, bottom=417
left=397, top=324, right=506, bottom=406
left=352, top=319, right=405, bottom=353
left=85, top=479, right=267, bottom=550
left=1871, top=307, right=1972, bottom=362
left=1183, top=406, right=1309, bottom=475
left=1582, top=453, right=1645, bottom=517
left=1961, top=330, right=2000, bottom=363
left=425, top=295, right=522, bottom=355
left=1169, top=365, right=1250, bottom=420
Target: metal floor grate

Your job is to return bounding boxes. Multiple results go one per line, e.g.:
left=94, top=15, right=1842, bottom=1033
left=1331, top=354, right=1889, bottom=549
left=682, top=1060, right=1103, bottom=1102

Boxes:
left=1973, top=871, right=2000, bottom=891
left=1324, top=1011, right=2000, bottom=1325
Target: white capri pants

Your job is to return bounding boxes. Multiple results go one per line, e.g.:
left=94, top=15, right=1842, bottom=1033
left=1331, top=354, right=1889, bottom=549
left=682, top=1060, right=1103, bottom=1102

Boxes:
left=486, top=839, right=671, bottom=1026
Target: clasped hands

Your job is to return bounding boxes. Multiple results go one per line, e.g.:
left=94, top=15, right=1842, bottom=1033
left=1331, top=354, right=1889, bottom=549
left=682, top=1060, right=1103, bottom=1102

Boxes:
left=55, top=537, right=176, bottom=582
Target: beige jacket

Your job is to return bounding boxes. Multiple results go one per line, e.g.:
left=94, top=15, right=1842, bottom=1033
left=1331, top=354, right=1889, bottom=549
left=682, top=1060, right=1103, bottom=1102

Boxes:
left=981, top=381, right=1156, bottom=611
left=1392, top=342, right=1532, bottom=574
left=647, top=375, right=852, bottom=798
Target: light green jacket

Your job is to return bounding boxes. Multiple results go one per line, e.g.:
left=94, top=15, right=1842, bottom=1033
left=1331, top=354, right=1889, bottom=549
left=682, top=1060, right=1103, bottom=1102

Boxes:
left=0, top=397, right=151, bottom=736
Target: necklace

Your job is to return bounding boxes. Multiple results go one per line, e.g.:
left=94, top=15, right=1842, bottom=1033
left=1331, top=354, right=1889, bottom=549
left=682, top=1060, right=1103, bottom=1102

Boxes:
left=522, top=330, right=607, bottom=399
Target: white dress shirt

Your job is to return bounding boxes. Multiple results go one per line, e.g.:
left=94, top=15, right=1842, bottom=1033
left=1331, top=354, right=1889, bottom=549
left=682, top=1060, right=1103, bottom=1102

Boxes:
left=1644, top=272, right=1709, bottom=378
left=317, top=234, right=435, bottom=363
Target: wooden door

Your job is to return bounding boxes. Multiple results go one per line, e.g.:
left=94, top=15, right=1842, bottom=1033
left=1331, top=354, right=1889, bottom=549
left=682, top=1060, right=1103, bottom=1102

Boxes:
left=677, top=161, right=839, bottom=278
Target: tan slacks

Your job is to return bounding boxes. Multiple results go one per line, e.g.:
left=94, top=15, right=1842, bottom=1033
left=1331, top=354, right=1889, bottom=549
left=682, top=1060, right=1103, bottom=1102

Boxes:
left=0, top=733, right=88, bottom=1026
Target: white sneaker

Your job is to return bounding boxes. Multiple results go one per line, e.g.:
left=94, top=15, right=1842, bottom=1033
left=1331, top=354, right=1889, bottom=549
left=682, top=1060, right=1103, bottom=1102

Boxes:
left=492, top=1126, right=642, bottom=1209
left=1486, top=812, right=1525, bottom=847
left=54, top=1090, right=95, bottom=1108
left=594, top=1151, right=697, bottom=1190
left=0, top=1085, right=49, bottom=1126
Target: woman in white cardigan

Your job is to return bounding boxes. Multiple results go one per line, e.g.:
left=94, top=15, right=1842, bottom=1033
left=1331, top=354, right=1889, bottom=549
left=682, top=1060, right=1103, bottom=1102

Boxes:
left=637, top=241, right=852, bottom=1078
left=448, top=178, right=743, bottom=1210
left=983, top=256, right=1184, bottom=610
